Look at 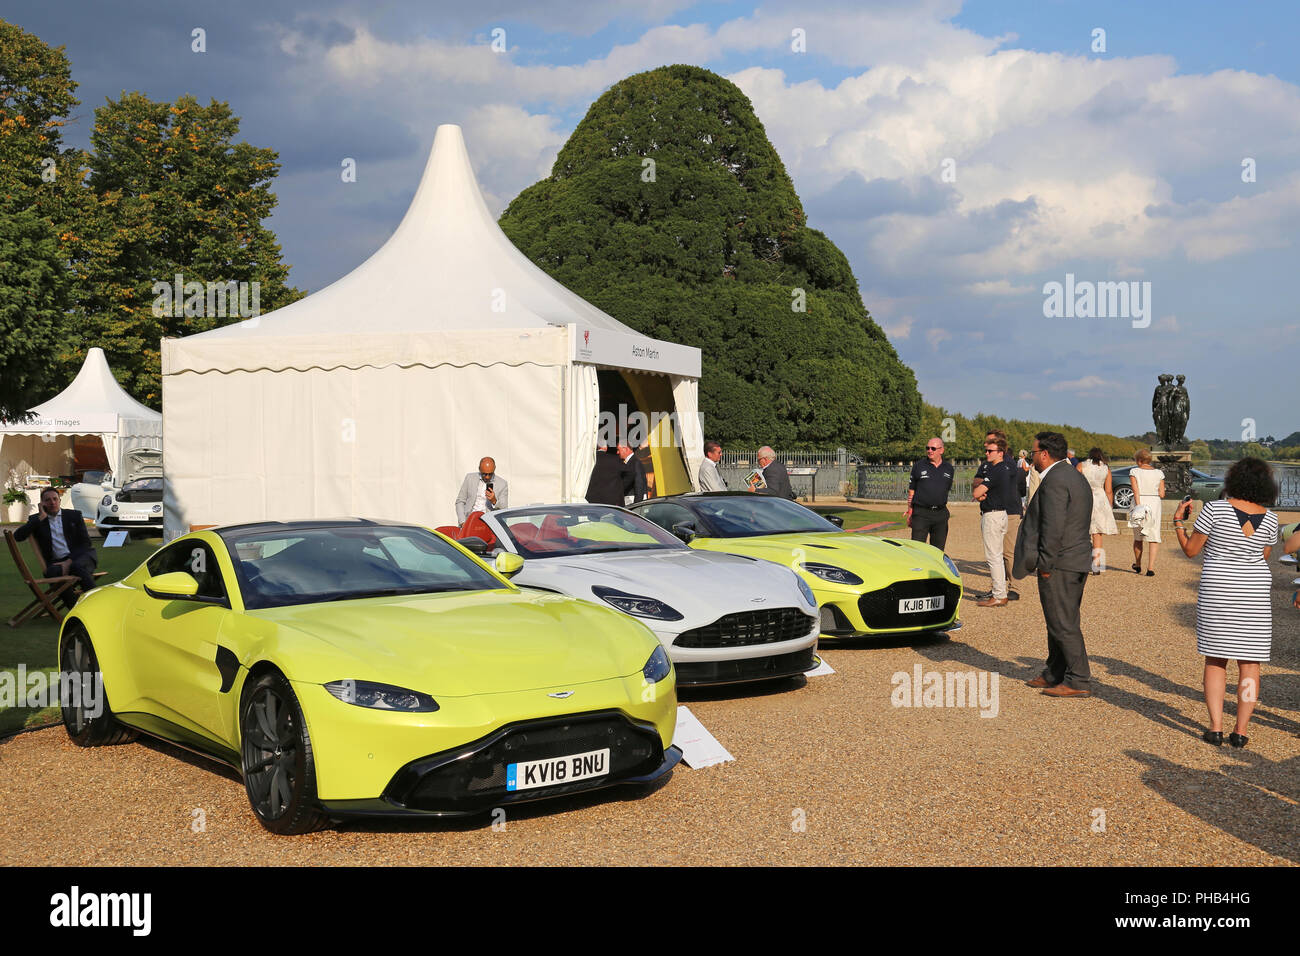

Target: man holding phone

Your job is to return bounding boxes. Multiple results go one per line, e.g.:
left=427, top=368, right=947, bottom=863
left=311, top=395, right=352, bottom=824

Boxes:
left=14, top=487, right=98, bottom=608
left=455, top=457, right=509, bottom=524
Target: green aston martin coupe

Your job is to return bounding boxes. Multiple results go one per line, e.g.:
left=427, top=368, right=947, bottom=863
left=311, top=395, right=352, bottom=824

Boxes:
left=56, top=519, right=680, bottom=834
left=631, top=493, right=962, bottom=638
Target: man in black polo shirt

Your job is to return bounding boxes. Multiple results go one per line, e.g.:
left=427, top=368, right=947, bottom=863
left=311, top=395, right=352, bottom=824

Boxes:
left=907, top=437, right=954, bottom=551
left=973, top=434, right=1022, bottom=607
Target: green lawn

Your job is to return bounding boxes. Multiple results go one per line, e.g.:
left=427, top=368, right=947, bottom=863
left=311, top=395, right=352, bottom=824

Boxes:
left=808, top=506, right=905, bottom=531
left=0, top=532, right=160, bottom=735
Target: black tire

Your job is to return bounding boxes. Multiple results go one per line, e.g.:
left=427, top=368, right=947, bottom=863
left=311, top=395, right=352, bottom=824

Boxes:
left=239, top=670, right=328, bottom=835
left=59, top=621, right=137, bottom=747
left=1114, top=486, right=1134, bottom=510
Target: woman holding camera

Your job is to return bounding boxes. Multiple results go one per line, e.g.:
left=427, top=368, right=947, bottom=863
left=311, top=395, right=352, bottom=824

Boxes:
left=1173, top=458, right=1279, bottom=748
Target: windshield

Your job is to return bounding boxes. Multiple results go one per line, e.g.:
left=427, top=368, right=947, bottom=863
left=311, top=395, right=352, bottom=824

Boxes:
left=227, top=525, right=505, bottom=609
left=495, top=505, right=685, bottom=558
left=689, top=496, right=840, bottom=537
left=122, top=478, right=163, bottom=493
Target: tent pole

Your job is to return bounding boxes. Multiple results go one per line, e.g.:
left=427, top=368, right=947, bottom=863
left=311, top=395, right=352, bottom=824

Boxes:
left=560, top=364, right=568, bottom=503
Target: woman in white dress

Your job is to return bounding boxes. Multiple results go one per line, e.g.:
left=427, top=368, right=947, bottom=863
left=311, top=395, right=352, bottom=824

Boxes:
left=1130, top=449, right=1165, bottom=576
left=1173, top=458, right=1278, bottom=748
left=1077, top=447, right=1117, bottom=573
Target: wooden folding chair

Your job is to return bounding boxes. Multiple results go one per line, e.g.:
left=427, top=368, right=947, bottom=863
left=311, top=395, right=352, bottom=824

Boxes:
left=4, top=530, right=106, bottom=628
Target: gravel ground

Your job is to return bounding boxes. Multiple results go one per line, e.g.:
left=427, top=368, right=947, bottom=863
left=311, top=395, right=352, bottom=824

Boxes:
left=2, top=502, right=1296, bottom=866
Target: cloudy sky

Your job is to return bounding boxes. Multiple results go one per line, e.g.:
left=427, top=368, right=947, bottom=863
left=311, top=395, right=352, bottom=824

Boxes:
left=9, top=0, right=1297, bottom=441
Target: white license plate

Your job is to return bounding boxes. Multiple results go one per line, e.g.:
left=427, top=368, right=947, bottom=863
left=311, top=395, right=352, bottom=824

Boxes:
left=899, top=595, right=944, bottom=613
left=506, top=748, right=610, bottom=792
left=117, top=514, right=150, bottom=522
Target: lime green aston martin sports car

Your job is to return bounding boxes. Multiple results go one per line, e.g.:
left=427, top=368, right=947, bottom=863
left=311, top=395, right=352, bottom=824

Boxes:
left=631, top=493, right=962, bottom=639
left=57, top=520, right=680, bottom=834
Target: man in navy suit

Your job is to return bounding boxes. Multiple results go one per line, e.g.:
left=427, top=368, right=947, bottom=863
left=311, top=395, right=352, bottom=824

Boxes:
left=14, top=487, right=98, bottom=605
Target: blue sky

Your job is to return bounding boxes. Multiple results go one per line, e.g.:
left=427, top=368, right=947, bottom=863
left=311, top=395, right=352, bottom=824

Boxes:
left=6, top=0, right=1296, bottom=441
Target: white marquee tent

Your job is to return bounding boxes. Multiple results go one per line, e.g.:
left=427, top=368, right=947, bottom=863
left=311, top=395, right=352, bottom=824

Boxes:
left=161, top=124, right=704, bottom=537
left=1, top=347, right=162, bottom=489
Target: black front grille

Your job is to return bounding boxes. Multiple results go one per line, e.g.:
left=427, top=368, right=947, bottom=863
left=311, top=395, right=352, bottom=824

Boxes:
left=676, top=647, right=817, bottom=686
left=385, top=711, right=664, bottom=814
left=675, top=607, right=815, bottom=648
left=858, top=579, right=960, bottom=631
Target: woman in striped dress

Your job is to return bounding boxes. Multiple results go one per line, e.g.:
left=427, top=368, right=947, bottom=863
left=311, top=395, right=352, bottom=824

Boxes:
left=1173, top=458, right=1279, bottom=748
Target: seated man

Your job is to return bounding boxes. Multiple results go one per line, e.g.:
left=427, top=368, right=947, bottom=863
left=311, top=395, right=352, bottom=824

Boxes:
left=455, top=457, right=509, bottom=524
left=15, top=488, right=98, bottom=608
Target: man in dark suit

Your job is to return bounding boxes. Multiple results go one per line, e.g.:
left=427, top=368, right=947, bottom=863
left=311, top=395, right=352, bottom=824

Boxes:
left=585, top=446, right=631, bottom=506
left=749, top=446, right=796, bottom=499
left=15, top=487, right=98, bottom=607
left=616, top=443, right=648, bottom=505
left=1013, top=431, right=1094, bottom=697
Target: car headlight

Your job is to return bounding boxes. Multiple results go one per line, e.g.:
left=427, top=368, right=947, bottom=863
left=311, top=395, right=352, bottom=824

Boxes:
left=324, top=679, right=439, bottom=712
left=795, top=574, right=818, bottom=607
left=800, top=563, right=863, bottom=586
left=643, top=646, right=671, bottom=684
left=943, top=554, right=960, bottom=579
left=151, top=504, right=162, bottom=513
left=592, top=585, right=684, bottom=621
left=100, top=495, right=112, bottom=507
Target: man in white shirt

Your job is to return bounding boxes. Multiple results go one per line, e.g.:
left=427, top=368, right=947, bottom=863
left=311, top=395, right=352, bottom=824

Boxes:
left=14, top=487, right=98, bottom=607
left=697, top=440, right=727, bottom=492
left=454, top=458, right=509, bottom=525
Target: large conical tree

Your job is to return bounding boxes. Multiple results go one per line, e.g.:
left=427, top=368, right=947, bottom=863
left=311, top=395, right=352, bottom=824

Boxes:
left=500, top=64, right=920, bottom=449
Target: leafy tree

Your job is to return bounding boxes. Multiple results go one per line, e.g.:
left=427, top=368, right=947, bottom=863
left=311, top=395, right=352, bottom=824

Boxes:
left=0, top=19, right=83, bottom=419
left=902, top=402, right=1146, bottom=462
left=1188, top=439, right=1211, bottom=463
left=500, top=65, right=920, bottom=449
left=68, top=92, right=304, bottom=404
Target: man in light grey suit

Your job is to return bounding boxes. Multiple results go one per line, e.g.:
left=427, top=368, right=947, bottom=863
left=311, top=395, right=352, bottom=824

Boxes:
left=1013, top=431, right=1095, bottom=697
left=455, top=457, right=509, bottom=524
left=698, top=440, right=727, bottom=492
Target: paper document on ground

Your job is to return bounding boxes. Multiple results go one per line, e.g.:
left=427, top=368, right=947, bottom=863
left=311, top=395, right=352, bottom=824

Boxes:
left=673, top=705, right=734, bottom=768
left=805, top=653, right=834, bottom=676
left=102, top=531, right=128, bottom=548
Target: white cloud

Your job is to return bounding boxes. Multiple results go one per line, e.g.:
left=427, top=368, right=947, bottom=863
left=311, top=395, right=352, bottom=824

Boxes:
left=925, top=327, right=952, bottom=348
left=1051, top=375, right=1119, bottom=393
left=881, top=314, right=913, bottom=338
left=966, top=279, right=1034, bottom=296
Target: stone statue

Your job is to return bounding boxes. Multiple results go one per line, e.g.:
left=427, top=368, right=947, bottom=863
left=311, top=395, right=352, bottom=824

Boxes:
left=1152, top=374, right=1175, bottom=445
left=1169, top=374, right=1190, bottom=446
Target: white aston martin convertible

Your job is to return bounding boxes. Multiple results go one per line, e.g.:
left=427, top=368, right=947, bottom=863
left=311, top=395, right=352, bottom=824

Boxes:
left=477, top=504, right=820, bottom=686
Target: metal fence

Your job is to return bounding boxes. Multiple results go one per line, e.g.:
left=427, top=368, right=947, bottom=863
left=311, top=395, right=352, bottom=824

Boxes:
left=853, top=461, right=980, bottom=501
left=714, top=449, right=982, bottom=501
left=718, top=449, right=854, bottom=500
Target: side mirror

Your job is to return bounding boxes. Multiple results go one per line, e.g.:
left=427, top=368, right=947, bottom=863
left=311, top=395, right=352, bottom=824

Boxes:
left=494, top=552, right=524, bottom=578
left=671, top=522, right=697, bottom=544
left=826, top=515, right=845, bottom=528
left=143, top=571, right=207, bottom=602
left=458, top=536, right=490, bottom=556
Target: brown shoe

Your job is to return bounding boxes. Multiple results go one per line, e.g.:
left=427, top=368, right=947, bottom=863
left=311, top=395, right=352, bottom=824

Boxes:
left=1026, top=675, right=1057, bottom=688
left=1041, top=685, right=1092, bottom=698
left=976, top=597, right=1008, bottom=607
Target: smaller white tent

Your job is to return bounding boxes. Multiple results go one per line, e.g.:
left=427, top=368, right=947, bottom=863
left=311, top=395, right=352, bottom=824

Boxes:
left=0, top=348, right=163, bottom=488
